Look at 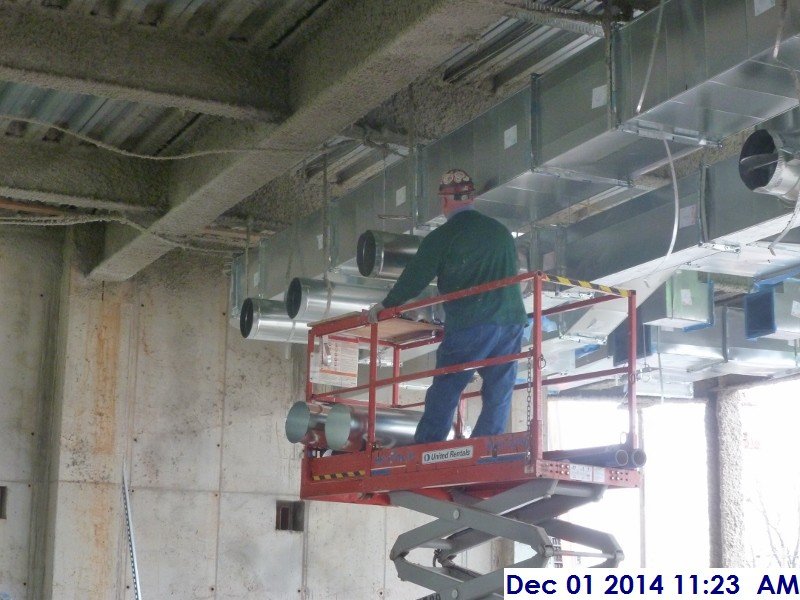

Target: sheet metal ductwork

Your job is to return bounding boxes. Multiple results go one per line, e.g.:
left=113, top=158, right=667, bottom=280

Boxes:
left=324, top=404, right=424, bottom=452
left=240, top=298, right=309, bottom=343
left=285, top=401, right=329, bottom=448
left=285, top=277, right=388, bottom=321
left=236, top=0, right=800, bottom=306
left=739, top=128, right=800, bottom=206
left=233, top=0, right=800, bottom=396
left=357, top=230, right=422, bottom=279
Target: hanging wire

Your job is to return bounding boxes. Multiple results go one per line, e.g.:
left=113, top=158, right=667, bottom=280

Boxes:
left=285, top=166, right=307, bottom=346
left=322, top=147, right=334, bottom=318
left=0, top=213, right=231, bottom=254
left=769, top=199, right=800, bottom=255
left=408, top=83, right=419, bottom=234
left=656, top=326, right=665, bottom=404
left=773, top=0, right=790, bottom=59
left=381, top=146, right=388, bottom=231
left=636, top=0, right=667, bottom=115
left=0, top=114, right=308, bottom=161
left=643, top=137, right=681, bottom=285
left=244, top=217, right=252, bottom=297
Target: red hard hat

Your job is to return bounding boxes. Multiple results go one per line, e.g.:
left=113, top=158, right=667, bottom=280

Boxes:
left=439, top=168, right=475, bottom=199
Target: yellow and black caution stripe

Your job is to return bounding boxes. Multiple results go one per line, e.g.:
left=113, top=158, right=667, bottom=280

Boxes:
left=543, top=274, right=631, bottom=298
left=311, top=469, right=366, bottom=481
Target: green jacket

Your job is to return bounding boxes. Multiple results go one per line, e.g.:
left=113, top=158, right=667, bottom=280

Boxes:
left=382, top=209, right=528, bottom=331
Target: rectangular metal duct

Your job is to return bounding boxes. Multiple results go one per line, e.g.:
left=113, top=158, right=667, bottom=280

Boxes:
left=562, top=152, right=798, bottom=285
left=626, top=306, right=799, bottom=380
left=639, top=270, right=714, bottom=329
left=554, top=299, right=800, bottom=395
left=605, top=310, right=724, bottom=383
left=720, top=307, right=799, bottom=375
left=232, top=0, right=800, bottom=355
left=744, top=279, right=800, bottom=340
left=420, top=89, right=534, bottom=225
left=531, top=0, right=800, bottom=222
left=254, top=172, right=405, bottom=301
left=618, top=1, right=800, bottom=143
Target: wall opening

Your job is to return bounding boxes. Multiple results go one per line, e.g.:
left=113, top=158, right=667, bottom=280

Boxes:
left=275, top=500, right=304, bottom=532
left=0, top=486, right=7, bottom=519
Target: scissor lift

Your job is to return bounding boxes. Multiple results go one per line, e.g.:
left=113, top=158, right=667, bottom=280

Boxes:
left=300, top=272, right=640, bottom=600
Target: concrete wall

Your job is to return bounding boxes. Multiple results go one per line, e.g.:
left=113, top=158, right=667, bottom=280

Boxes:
left=0, top=227, right=493, bottom=600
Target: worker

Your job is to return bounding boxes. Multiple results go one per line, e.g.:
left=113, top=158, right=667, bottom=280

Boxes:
left=367, top=168, right=528, bottom=443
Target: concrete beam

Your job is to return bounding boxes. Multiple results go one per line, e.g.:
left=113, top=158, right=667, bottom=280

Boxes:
left=0, top=4, right=287, bottom=122
left=0, top=140, right=168, bottom=214
left=88, top=0, right=511, bottom=281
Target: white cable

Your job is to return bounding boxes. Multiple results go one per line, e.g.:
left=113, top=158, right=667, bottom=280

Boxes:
left=773, top=0, right=790, bottom=59
left=0, top=114, right=306, bottom=161
left=0, top=214, right=231, bottom=254
left=656, top=326, right=665, bottom=404
left=636, top=0, right=666, bottom=114
left=644, top=137, right=681, bottom=285
left=769, top=198, right=800, bottom=255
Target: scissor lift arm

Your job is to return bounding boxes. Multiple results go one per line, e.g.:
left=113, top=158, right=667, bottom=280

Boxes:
left=390, top=480, right=623, bottom=600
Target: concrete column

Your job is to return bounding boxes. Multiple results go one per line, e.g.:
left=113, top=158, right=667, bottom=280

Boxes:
left=43, top=228, right=136, bottom=600
left=706, top=387, right=745, bottom=567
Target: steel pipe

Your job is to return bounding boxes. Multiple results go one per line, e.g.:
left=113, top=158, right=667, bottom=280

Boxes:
left=542, top=444, right=647, bottom=468
left=357, top=230, right=422, bottom=279
left=544, top=449, right=629, bottom=468
left=285, top=278, right=387, bottom=321
left=240, top=298, right=309, bottom=343
left=285, top=401, right=329, bottom=448
left=324, top=404, right=424, bottom=452
left=629, top=448, right=647, bottom=467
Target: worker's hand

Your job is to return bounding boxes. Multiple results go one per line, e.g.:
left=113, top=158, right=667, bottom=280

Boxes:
left=367, top=302, right=385, bottom=324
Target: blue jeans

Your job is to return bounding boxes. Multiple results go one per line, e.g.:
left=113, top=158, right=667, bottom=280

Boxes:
left=414, top=323, right=524, bottom=443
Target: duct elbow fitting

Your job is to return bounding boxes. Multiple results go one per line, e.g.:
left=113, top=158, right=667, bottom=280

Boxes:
left=240, top=298, right=309, bottom=343
left=357, top=230, right=422, bottom=279
left=740, top=129, right=800, bottom=202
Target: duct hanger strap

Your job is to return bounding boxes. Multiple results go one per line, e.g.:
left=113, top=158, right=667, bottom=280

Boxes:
left=620, top=122, right=719, bottom=147
left=698, top=242, right=741, bottom=254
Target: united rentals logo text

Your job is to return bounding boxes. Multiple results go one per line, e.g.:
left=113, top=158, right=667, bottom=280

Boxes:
left=421, top=446, right=473, bottom=465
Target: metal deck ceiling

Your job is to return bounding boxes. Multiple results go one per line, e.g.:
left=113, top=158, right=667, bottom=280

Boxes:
left=442, top=1, right=608, bottom=90
left=0, top=0, right=620, bottom=201
left=0, top=0, right=322, bottom=157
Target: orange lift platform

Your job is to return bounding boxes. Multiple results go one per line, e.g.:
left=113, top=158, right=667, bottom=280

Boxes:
left=296, top=271, right=642, bottom=600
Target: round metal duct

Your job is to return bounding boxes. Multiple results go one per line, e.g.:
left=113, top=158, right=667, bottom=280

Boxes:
left=630, top=448, right=647, bottom=468
left=739, top=129, right=800, bottom=201
left=356, top=230, right=422, bottom=279
left=284, top=278, right=387, bottom=321
left=240, top=298, right=308, bottom=342
left=324, top=404, right=424, bottom=452
left=285, top=401, right=329, bottom=448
